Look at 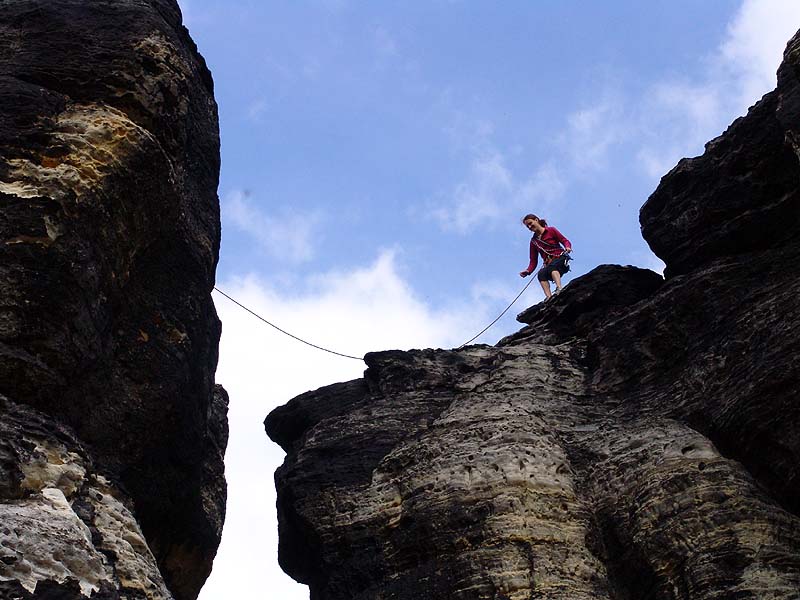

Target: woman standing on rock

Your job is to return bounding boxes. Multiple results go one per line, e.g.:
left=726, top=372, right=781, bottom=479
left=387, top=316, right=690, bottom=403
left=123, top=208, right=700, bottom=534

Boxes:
left=519, top=214, right=572, bottom=301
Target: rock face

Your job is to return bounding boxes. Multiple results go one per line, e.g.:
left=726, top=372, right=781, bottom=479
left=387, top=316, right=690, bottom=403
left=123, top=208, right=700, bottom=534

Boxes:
left=0, top=2, right=227, bottom=599
left=266, top=30, right=800, bottom=600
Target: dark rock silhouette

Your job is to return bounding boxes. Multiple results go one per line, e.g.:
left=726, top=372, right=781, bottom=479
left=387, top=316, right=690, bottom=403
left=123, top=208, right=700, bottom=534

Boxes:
left=266, top=30, right=800, bottom=599
left=0, top=1, right=226, bottom=599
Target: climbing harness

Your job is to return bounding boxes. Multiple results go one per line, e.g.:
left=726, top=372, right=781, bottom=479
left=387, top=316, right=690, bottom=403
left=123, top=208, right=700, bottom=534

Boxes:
left=531, top=232, right=573, bottom=277
left=456, top=249, right=574, bottom=349
left=532, top=235, right=571, bottom=262
left=548, top=251, right=572, bottom=271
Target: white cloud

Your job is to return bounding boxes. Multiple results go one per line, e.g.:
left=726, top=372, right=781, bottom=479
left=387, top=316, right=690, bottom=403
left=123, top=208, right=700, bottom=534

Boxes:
left=433, top=152, right=510, bottom=233
left=636, top=145, right=680, bottom=182
left=636, top=0, right=800, bottom=177
left=636, top=80, right=724, bottom=178
left=246, top=99, right=269, bottom=123
left=223, top=190, right=319, bottom=263
left=562, top=96, right=628, bottom=172
left=198, top=250, right=528, bottom=600
left=430, top=0, right=798, bottom=229
left=721, top=0, right=800, bottom=112
left=517, top=163, right=566, bottom=215
left=552, top=1, right=800, bottom=181
left=432, top=153, right=565, bottom=234
left=629, top=248, right=666, bottom=276
left=469, top=277, right=520, bottom=307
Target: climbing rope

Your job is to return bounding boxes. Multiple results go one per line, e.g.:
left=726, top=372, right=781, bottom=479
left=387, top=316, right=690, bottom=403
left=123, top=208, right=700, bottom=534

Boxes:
left=456, top=277, right=535, bottom=350
left=214, top=267, right=551, bottom=359
left=456, top=250, right=572, bottom=349
left=212, top=286, right=363, bottom=361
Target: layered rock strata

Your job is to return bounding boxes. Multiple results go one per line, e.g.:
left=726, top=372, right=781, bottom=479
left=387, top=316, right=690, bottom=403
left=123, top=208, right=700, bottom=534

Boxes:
left=266, top=30, right=800, bottom=599
left=0, top=1, right=227, bottom=599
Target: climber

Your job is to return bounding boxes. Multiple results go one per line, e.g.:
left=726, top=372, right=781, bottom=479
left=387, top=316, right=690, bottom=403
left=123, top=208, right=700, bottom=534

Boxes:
left=519, top=214, right=572, bottom=301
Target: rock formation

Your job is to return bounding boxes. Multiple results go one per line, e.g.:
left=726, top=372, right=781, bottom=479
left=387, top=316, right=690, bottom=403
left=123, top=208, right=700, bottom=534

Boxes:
left=0, top=2, right=227, bottom=599
left=266, top=30, right=800, bottom=599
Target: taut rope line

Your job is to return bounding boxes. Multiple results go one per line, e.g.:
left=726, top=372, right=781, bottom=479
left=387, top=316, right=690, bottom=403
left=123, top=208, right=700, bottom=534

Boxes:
left=212, top=286, right=363, bottom=360
left=214, top=274, right=541, bottom=359
left=456, top=277, right=535, bottom=350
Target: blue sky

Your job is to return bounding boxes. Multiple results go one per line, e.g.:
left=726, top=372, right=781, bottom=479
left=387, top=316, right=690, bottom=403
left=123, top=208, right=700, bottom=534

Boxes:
left=177, top=2, right=800, bottom=598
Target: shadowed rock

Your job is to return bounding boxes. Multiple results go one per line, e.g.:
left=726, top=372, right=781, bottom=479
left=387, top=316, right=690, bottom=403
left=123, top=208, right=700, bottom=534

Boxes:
left=0, top=1, right=227, bottom=599
left=266, top=29, right=800, bottom=599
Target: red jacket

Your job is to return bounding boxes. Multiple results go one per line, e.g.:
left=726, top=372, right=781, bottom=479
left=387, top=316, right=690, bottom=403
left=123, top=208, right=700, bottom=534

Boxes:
left=526, top=226, right=572, bottom=273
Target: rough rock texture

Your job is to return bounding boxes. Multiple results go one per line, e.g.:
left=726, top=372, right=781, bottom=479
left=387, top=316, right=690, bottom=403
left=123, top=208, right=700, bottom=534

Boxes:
left=266, top=30, right=800, bottom=600
left=0, top=2, right=227, bottom=599
left=0, top=397, right=174, bottom=599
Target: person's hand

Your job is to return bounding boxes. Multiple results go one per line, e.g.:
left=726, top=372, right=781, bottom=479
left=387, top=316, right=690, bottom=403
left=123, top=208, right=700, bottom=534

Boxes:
left=565, top=248, right=572, bottom=254
left=519, top=270, right=530, bottom=278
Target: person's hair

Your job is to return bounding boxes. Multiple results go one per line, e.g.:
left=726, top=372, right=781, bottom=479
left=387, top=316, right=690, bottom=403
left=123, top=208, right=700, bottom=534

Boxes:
left=522, top=214, right=548, bottom=227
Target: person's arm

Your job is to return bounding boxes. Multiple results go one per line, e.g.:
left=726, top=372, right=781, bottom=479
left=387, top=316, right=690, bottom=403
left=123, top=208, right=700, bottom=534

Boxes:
left=520, top=239, right=539, bottom=277
left=550, top=227, right=572, bottom=253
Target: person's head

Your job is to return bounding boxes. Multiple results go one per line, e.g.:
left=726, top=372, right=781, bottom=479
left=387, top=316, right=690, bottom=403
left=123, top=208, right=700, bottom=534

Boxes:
left=522, top=214, right=547, bottom=231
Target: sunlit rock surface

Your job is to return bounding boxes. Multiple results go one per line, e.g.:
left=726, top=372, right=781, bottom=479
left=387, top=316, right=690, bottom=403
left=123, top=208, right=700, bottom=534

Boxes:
left=266, top=30, right=800, bottom=599
left=0, top=1, right=227, bottom=599
left=0, top=398, right=173, bottom=599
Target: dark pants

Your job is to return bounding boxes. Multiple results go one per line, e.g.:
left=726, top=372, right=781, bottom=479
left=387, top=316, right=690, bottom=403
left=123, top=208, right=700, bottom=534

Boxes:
left=537, top=255, right=570, bottom=282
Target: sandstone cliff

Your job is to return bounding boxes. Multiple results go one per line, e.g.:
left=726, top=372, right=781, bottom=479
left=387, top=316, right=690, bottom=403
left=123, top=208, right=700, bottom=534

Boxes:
left=0, top=2, right=227, bottom=599
left=266, top=30, right=800, bottom=599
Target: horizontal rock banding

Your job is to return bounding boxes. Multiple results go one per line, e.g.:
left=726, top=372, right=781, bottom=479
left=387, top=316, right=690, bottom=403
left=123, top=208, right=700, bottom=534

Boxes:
left=267, top=29, right=800, bottom=600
